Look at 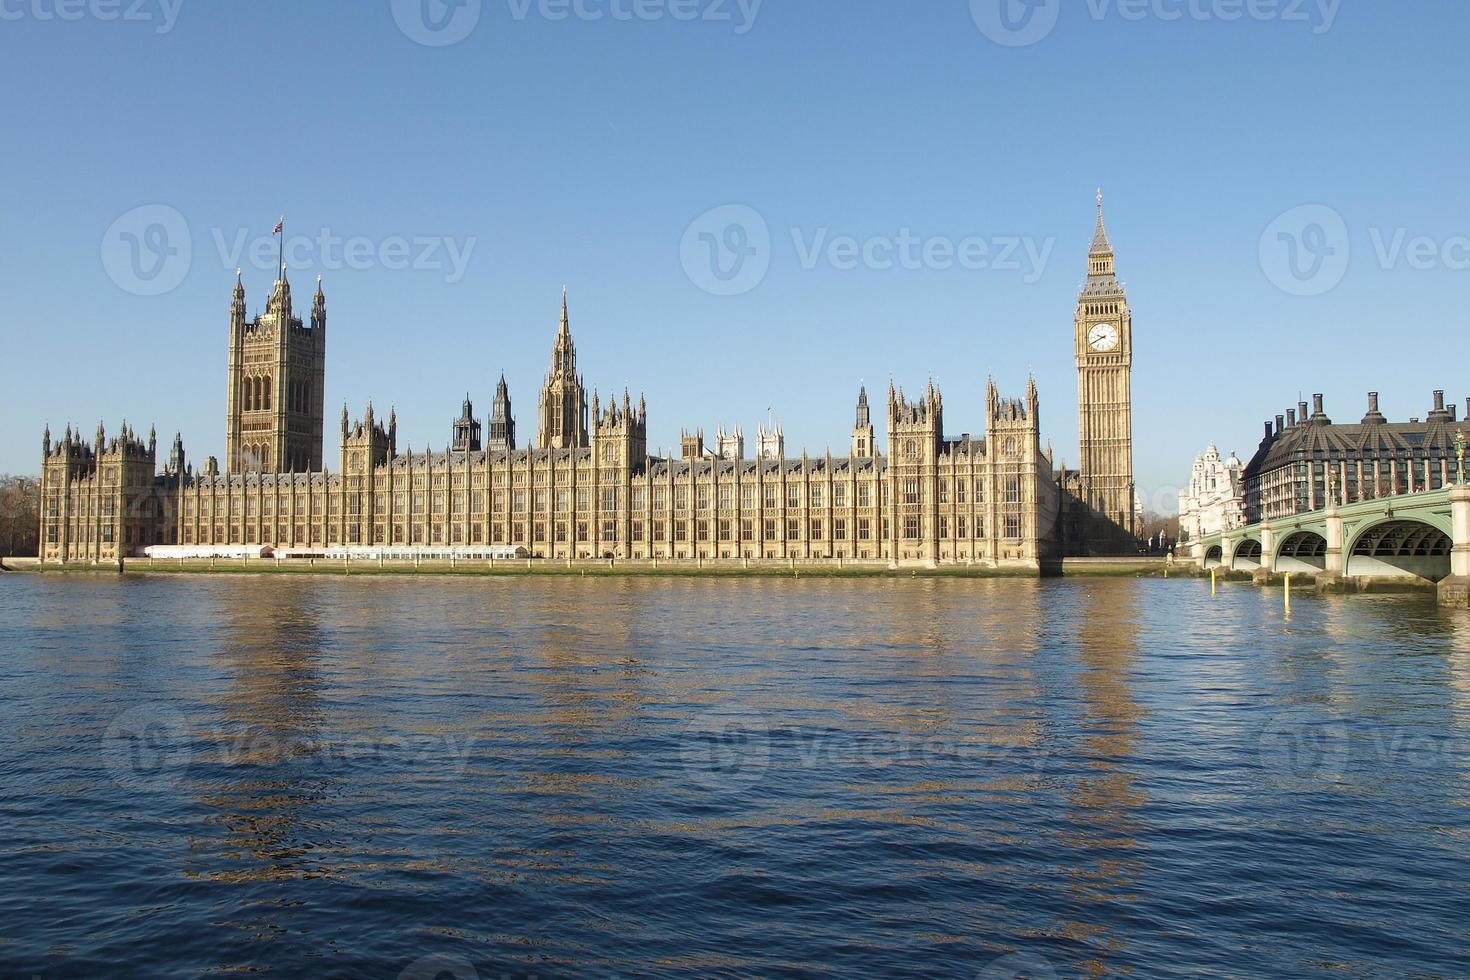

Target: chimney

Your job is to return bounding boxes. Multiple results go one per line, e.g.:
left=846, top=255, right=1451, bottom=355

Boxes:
left=1275, top=415, right=1284, bottom=435
left=1265, top=421, right=1275, bottom=441
left=1286, top=408, right=1297, bottom=427
left=1299, top=400, right=1309, bottom=421
left=1363, top=391, right=1387, bottom=425
left=1313, top=394, right=1325, bottom=417
left=1435, top=390, right=1446, bottom=412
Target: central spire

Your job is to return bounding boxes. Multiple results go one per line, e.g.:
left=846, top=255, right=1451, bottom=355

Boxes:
left=1090, top=188, right=1112, bottom=255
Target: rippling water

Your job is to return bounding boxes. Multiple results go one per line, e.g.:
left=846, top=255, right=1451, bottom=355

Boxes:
left=2, top=574, right=1470, bottom=978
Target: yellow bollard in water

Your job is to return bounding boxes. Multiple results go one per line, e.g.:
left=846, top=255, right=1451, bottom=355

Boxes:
left=1211, top=568, right=1217, bottom=596
left=1284, top=573, right=1292, bottom=614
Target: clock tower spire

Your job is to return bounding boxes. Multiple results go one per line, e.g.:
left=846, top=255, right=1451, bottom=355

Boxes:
left=1074, top=190, right=1135, bottom=549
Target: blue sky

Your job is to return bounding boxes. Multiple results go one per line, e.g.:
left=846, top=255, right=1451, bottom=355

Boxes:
left=2, top=0, right=1467, bottom=510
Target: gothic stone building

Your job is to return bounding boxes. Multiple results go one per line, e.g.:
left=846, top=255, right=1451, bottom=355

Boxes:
left=39, top=199, right=1137, bottom=566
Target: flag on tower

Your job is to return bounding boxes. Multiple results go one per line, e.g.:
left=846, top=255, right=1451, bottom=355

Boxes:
left=273, top=217, right=284, bottom=235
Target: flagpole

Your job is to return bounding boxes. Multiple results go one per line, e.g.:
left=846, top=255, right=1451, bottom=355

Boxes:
left=277, top=215, right=285, bottom=282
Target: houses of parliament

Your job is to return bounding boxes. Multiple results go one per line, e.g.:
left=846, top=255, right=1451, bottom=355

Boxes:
left=38, top=198, right=1137, bottom=567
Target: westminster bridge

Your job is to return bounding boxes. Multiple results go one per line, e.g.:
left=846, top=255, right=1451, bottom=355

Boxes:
left=1192, top=485, right=1470, bottom=606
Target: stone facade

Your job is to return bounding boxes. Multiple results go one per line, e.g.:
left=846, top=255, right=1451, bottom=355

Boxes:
left=39, top=199, right=1137, bottom=566
left=226, top=272, right=327, bottom=474
left=1177, top=443, right=1244, bottom=545
left=1074, top=193, right=1135, bottom=550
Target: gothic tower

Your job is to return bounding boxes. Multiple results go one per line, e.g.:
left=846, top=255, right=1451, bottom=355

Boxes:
left=452, top=394, right=482, bottom=453
left=487, top=374, right=516, bottom=452
left=887, top=381, right=943, bottom=565
left=1074, top=192, right=1135, bottom=546
left=536, top=290, right=589, bottom=450
left=851, top=385, right=876, bottom=459
left=226, top=270, right=327, bottom=473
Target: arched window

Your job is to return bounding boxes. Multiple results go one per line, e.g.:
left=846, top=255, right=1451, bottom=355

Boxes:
left=262, top=377, right=272, bottom=411
left=244, top=378, right=255, bottom=412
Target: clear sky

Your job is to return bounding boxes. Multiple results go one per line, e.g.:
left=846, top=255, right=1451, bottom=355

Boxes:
left=3, top=0, right=1467, bottom=511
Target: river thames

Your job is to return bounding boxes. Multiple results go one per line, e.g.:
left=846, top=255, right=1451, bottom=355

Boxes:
left=1, top=574, right=1468, bottom=977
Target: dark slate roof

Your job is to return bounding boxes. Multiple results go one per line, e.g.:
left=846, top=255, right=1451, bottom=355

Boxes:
left=1244, top=417, right=1460, bottom=480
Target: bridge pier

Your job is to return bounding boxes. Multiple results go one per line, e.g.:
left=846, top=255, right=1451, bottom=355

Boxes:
left=1252, top=526, right=1278, bottom=584
left=1314, top=506, right=1347, bottom=593
left=1437, top=485, right=1470, bottom=607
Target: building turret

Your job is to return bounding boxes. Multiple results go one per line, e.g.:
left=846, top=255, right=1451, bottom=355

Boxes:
left=452, top=393, right=482, bottom=452
left=537, top=290, right=589, bottom=449
left=312, top=275, right=327, bottom=333
left=167, top=432, right=186, bottom=475
left=852, top=385, right=876, bottom=459
left=593, top=387, right=648, bottom=474
left=716, top=426, right=744, bottom=461
left=487, top=374, right=515, bottom=452
left=680, top=428, right=705, bottom=460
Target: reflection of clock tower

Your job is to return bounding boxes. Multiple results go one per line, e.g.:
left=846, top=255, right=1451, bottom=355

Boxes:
left=1075, top=192, right=1135, bottom=544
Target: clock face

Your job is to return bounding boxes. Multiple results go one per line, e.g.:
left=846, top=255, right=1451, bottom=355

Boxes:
left=1088, top=323, right=1120, bottom=352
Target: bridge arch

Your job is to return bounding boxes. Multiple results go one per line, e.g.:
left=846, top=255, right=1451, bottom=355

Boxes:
left=1275, top=530, right=1328, bottom=574
left=1231, top=538, right=1263, bottom=572
left=1346, top=519, right=1453, bottom=583
left=1203, top=545, right=1223, bottom=569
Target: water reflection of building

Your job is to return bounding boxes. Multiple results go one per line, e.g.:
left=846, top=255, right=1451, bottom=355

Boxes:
left=1063, top=583, right=1147, bottom=972
left=190, top=580, right=328, bottom=885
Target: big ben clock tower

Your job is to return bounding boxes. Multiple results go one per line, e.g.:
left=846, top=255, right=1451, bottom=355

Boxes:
left=1075, top=191, right=1135, bottom=548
